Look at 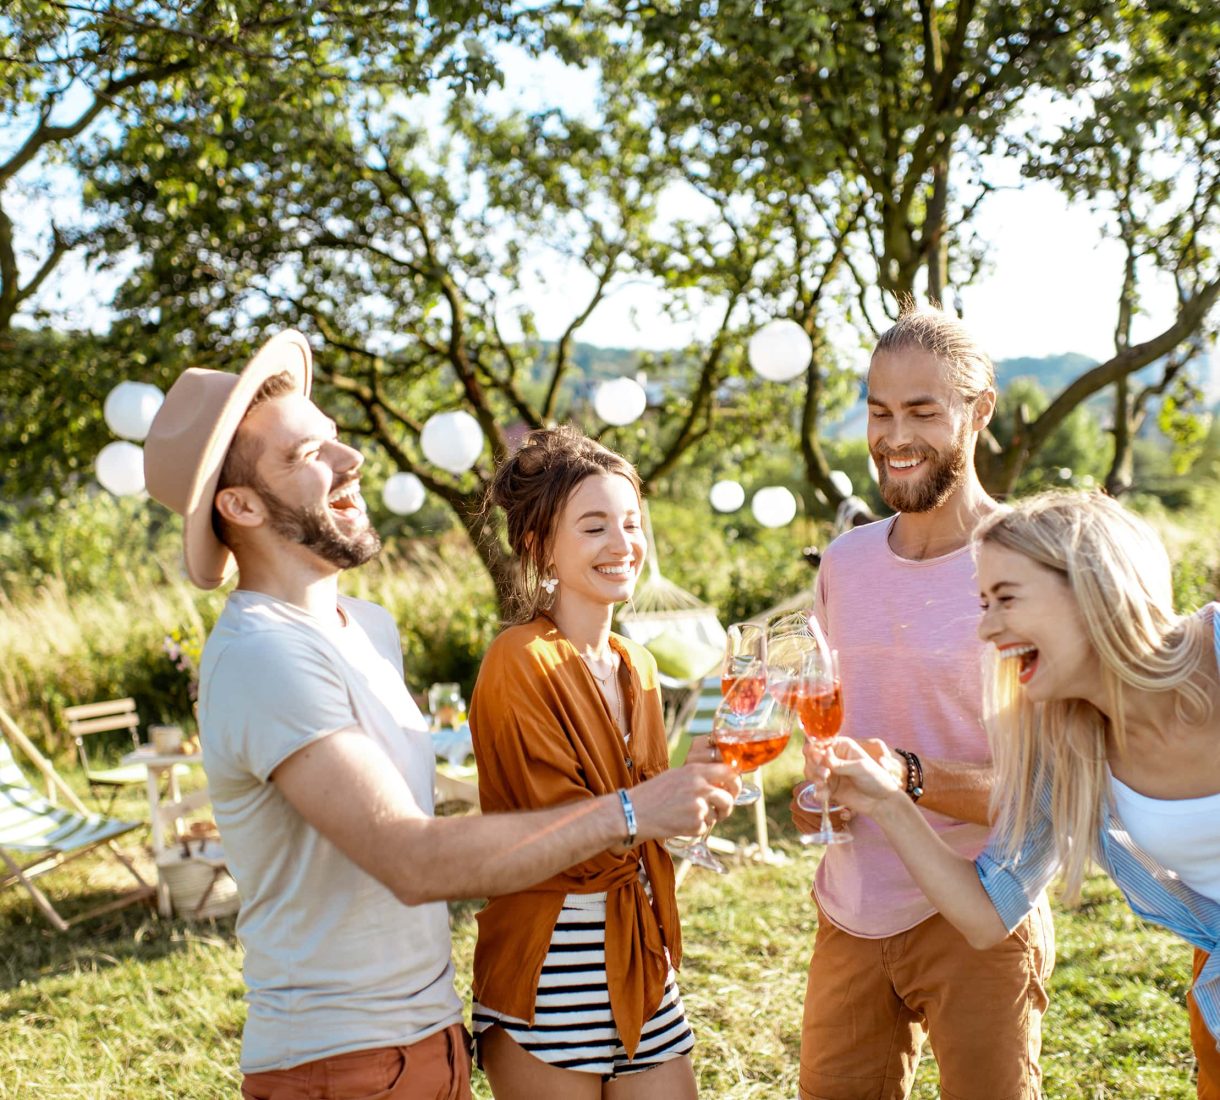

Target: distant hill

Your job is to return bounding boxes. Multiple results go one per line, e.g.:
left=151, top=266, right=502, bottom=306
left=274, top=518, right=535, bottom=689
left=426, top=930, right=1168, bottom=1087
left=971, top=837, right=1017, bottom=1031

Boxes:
left=995, top=352, right=1098, bottom=392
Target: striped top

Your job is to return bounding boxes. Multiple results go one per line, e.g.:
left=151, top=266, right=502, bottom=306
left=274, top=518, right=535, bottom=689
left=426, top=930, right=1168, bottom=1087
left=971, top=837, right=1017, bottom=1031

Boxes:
left=977, top=607, right=1220, bottom=1047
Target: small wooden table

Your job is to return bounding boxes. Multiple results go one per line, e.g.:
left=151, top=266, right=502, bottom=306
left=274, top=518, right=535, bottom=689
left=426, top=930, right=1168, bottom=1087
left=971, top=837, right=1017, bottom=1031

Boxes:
left=120, top=748, right=209, bottom=917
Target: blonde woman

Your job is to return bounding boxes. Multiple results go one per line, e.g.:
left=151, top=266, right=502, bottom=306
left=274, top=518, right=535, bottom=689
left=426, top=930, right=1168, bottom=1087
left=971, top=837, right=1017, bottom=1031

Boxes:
left=815, top=491, right=1220, bottom=1094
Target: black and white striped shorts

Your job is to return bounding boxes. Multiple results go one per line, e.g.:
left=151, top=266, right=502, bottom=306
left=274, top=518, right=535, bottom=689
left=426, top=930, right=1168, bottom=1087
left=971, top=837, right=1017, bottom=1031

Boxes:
left=472, top=892, right=695, bottom=1079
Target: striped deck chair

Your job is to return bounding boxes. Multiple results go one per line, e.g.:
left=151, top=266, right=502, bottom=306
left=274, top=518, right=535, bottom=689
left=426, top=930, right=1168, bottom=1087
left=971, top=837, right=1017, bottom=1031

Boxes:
left=0, top=705, right=154, bottom=931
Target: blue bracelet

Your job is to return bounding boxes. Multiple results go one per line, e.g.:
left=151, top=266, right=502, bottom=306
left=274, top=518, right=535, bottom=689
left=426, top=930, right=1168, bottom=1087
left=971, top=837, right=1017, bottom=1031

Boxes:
left=616, top=788, right=638, bottom=847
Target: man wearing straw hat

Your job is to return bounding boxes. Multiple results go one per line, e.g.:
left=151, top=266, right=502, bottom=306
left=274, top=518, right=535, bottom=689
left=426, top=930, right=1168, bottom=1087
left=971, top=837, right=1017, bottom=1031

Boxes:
left=143, top=330, right=739, bottom=1100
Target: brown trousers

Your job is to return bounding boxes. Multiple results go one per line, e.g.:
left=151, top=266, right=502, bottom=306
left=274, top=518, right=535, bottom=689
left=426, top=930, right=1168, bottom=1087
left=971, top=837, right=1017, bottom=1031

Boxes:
left=240, top=1023, right=472, bottom=1100
left=1192, top=949, right=1220, bottom=1100
left=799, top=899, right=1055, bottom=1100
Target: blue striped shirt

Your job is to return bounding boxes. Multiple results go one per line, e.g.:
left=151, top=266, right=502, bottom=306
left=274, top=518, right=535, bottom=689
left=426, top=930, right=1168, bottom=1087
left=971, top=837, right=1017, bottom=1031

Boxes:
left=976, top=608, right=1220, bottom=1048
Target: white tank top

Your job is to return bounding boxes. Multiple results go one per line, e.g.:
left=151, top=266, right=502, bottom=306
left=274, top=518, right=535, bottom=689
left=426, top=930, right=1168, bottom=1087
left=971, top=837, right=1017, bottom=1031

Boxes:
left=1110, top=774, right=1220, bottom=904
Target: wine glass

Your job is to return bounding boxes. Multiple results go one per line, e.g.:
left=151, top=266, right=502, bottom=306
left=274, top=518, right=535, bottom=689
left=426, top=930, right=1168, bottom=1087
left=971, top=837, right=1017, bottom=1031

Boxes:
left=721, top=623, right=767, bottom=719
left=428, top=682, right=465, bottom=731
left=794, top=646, right=851, bottom=845
left=711, top=683, right=793, bottom=806
left=666, top=679, right=791, bottom=874
left=765, top=611, right=817, bottom=712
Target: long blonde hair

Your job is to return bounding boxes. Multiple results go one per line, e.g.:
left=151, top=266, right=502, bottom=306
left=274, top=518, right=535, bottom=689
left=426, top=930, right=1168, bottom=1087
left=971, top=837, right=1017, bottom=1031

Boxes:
left=975, top=491, right=1212, bottom=902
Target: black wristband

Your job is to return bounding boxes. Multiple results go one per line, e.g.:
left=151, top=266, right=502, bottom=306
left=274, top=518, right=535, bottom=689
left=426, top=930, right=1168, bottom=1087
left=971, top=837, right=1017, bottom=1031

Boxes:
left=894, top=748, right=924, bottom=803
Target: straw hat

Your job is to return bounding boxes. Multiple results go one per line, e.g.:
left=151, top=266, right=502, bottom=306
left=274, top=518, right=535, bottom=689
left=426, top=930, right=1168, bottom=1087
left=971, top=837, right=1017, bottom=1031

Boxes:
left=144, top=330, right=313, bottom=589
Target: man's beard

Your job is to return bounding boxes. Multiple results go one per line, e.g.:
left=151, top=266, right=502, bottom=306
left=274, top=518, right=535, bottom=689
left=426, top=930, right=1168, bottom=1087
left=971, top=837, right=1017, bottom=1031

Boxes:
left=254, top=476, right=381, bottom=569
left=873, top=422, right=971, bottom=514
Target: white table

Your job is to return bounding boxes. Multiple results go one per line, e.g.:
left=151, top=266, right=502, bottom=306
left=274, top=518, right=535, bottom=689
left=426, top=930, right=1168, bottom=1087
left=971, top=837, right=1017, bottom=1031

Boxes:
left=120, top=748, right=209, bottom=917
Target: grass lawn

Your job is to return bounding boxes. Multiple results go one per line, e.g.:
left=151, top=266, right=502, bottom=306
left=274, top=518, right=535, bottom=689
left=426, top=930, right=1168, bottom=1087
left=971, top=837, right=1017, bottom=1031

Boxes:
left=0, top=749, right=1200, bottom=1099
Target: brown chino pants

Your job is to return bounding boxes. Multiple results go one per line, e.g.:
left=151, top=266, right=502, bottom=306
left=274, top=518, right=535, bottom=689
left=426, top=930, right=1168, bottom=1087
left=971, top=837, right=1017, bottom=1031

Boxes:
left=799, top=899, right=1055, bottom=1100
left=240, top=1023, right=472, bottom=1100
left=1191, top=949, right=1220, bottom=1100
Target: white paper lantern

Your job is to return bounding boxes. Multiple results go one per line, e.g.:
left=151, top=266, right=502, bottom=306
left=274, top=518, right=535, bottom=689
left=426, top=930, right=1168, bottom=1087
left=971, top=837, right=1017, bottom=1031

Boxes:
left=103, top=381, right=164, bottom=442
left=383, top=472, right=426, bottom=515
left=751, top=485, right=798, bottom=528
left=747, top=320, right=812, bottom=383
left=829, top=470, right=853, bottom=498
left=593, top=377, right=647, bottom=426
left=96, top=441, right=146, bottom=496
left=709, top=479, right=746, bottom=513
left=420, top=410, right=484, bottom=474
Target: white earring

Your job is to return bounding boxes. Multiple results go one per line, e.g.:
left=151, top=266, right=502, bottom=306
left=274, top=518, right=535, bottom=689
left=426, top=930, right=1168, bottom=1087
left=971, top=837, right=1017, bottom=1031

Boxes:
left=541, top=576, right=558, bottom=596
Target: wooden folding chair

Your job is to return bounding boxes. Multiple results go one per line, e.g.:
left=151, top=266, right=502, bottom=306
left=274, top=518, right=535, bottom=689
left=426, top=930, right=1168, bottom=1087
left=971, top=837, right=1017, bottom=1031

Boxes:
left=0, top=705, right=154, bottom=931
left=64, top=698, right=184, bottom=813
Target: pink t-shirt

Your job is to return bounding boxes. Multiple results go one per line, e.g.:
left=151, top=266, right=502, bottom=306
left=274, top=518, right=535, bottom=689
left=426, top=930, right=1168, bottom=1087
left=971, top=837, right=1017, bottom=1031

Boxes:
left=812, top=516, right=993, bottom=938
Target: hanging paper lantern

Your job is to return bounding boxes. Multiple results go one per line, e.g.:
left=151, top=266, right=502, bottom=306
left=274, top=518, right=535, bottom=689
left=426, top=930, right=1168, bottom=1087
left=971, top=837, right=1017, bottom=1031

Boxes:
left=96, top=441, right=146, bottom=496
left=383, top=472, right=426, bottom=515
left=709, top=479, right=745, bottom=513
left=829, top=470, right=853, bottom=498
left=751, top=486, right=798, bottom=528
left=747, top=320, right=812, bottom=383
left=420, top=410, right=484, bottom=474
left=593, top=377, right=647, bottom=426
left=103, top=381, right=164, bottom=442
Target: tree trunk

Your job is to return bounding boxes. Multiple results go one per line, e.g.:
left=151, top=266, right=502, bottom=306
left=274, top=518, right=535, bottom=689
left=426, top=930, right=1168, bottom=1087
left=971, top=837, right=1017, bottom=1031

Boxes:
left=1105, top=376, right=1136, bottom=496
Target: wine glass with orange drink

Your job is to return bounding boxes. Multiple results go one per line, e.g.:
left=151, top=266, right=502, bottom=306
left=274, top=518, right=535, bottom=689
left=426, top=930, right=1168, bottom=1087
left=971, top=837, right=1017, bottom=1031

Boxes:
left=794, top=645, right=851, bottom=845
left=669, top=677, right=792, bottom=874
left=720, top=622, right=767, bottom=719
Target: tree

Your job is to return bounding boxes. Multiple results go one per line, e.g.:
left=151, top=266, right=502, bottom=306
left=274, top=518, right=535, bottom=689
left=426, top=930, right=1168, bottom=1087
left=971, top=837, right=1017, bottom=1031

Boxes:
left=79, top=45, right=824, bottom=609
left=1011, top=0, right=1220, bottom=496
left=0, top=0, right=513, bottom=334
left=596, top=0, right=1112, bottom=307
left=576, top=0, right=1220, bottom=493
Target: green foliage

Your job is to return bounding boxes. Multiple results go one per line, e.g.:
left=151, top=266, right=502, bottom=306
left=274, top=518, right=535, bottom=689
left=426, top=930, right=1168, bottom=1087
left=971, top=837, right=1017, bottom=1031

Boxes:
left=3, top=1, right=1218, bottom=598
left=1157, top=376, right=1213, bottom=476
left=650, top=496, right=816, bottom=624
left=990, top=378, right=1113, bottom=494
left=0, top=486, right=181, bottom=595
left=0, top=493, right=818, bottom=753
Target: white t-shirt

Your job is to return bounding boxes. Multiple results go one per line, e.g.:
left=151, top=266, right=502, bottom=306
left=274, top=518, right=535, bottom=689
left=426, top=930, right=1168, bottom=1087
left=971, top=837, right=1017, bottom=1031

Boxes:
left=198, top=590, right=462, bottom=1073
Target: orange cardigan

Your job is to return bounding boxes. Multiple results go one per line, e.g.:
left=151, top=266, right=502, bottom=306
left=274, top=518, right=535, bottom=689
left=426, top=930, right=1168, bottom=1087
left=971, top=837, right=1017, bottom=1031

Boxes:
left=468, top=616, right=680, bottom=1058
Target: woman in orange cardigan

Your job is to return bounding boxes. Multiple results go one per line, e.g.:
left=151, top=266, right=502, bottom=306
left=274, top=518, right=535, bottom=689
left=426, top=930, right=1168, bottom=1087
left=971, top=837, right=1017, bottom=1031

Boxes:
left=469, top=426, right=704, bottom=1099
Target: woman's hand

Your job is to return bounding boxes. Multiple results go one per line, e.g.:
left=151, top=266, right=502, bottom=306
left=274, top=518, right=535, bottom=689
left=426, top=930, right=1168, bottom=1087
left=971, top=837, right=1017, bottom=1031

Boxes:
left=803, top=736, right=905, bottom=819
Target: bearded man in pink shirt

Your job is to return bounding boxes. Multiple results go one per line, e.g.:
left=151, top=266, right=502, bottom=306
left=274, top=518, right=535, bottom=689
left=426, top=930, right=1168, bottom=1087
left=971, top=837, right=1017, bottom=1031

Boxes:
left=795, top=306, right=1055, bottom=1100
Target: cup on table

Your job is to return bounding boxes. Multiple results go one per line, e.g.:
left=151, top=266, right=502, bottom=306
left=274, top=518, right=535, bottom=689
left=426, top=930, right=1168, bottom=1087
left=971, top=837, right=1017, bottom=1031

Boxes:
left=150, top=724, right=184, bottom=754
left=427, top=682, right=467, bottom=732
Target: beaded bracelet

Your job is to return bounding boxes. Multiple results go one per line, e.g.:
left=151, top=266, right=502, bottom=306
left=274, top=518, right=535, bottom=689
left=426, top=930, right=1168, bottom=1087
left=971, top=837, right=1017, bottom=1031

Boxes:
left=894, top=748, right=924, bottom=803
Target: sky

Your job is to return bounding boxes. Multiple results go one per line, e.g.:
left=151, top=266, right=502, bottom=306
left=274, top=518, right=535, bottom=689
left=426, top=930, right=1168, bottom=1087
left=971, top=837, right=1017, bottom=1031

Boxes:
left=7, top=41, right=1205, bottom=380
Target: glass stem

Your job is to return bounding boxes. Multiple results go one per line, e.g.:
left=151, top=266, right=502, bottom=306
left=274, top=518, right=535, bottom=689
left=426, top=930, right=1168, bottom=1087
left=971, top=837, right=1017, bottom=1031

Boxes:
left=819, top=738, right=835, bottom=834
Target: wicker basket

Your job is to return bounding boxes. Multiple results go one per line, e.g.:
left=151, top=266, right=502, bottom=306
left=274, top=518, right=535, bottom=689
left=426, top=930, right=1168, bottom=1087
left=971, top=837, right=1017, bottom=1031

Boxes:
left=156, top=838, right=240, bottom=920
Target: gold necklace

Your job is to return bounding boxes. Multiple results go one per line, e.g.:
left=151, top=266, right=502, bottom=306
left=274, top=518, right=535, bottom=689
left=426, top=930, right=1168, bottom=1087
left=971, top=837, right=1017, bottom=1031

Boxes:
left=583, top=652, right=628, bottom=750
